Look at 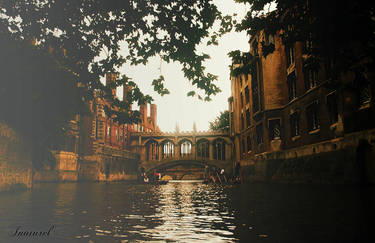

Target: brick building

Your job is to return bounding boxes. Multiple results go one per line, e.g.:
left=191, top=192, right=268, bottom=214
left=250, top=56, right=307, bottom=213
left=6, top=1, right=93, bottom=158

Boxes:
left=229, top=28, right=375, bottom=178
left=80, top=73, right=160, bottom=156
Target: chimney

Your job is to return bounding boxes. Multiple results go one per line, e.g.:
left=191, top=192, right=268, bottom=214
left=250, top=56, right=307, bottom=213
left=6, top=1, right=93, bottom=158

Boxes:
left=106, top=73, right=117, bottom=98
left=140, top=104, right=148, bottom=127
left=150, top=104, right=157, bottom=129
left=123, top=85, right=133, bottom=110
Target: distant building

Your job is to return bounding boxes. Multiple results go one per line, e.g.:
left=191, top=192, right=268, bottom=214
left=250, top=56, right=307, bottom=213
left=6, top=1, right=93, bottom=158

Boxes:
left=80, top=73, right=160, bottom=156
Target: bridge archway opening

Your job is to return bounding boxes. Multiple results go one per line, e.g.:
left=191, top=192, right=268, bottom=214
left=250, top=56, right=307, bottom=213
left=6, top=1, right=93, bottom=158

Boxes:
left=180, top=173, right=203, bottom=180
left=144, top=160, right=220, bottom=180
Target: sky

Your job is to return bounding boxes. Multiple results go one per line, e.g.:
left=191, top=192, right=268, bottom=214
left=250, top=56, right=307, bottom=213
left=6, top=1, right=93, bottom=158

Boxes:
left=117, top=1, right=250, bottom=132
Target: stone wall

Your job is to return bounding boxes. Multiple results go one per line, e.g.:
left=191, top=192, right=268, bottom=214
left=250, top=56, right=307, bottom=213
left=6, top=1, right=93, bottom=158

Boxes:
left=79, top=154, right=139, bottom=181
left=0, top=122, right=33, bottom=191
left=241, top=129, right=375, bottom=184
left=33, top=150, right=79, bottom=182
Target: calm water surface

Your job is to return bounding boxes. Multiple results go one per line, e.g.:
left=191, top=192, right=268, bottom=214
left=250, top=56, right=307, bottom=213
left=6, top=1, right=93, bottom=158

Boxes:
left=0, top=181, right=373, bottom=243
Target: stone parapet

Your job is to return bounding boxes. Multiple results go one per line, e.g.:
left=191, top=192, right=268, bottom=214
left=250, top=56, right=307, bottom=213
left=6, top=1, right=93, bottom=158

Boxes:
left=52, top=151, right=78, bottom=171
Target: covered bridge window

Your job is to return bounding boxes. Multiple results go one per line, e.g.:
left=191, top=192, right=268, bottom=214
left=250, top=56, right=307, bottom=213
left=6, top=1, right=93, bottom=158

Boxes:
left=213, top=139, right=226, bottom=160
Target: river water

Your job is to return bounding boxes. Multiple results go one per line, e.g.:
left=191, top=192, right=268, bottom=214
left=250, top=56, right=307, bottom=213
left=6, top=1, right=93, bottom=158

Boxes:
left=0, top=181, right=373, bottom=243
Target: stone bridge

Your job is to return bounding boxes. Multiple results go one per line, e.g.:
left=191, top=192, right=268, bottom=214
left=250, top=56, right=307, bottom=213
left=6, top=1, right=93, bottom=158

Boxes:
left=129, top=130, right=234, bottom=179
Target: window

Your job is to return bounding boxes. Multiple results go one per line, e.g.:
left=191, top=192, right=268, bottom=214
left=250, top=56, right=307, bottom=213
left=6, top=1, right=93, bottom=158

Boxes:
left=290, top=112, right=300, bottom=137
left=197, top=140, right=209, bottom=158
left=287, top=72, right=297, bottom=101
left=286, top=45, right=295, bottom=67
left=327, top=93, right=338, bottom=124
left=213, top=139, right=226, bottom=160
left=245, top=86, right=250, bottom=104
left=269, top=119, right=281, bottom=140
left=162, top=141, right=174, bottom=158
left=241, top=114, right=244, bottom=130
left=146, top=140, right=159, bottom=161
left=246, top=109, right=250, bottom=127
left=305, top=68, right=318, bottom=90
left=246, top=135, right=252, bottom=152
left=180, top=140, right=192, bottom=157
left=304, top=32, right=313, bottom=53
left=268, top=34, right=275, bottom=45
left=306, top=101, right=320, bottom=131
left=107, top=125, right=110, bottom=136
left=256, top=124, right=263, bottom=145
left=240, top=92, right=243, bottom=107
left=251, top=71, right=260, bottom=113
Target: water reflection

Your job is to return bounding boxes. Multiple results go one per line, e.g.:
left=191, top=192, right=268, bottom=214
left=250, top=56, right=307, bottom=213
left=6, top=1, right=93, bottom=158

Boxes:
left=0, top=182, right=373, bottom=242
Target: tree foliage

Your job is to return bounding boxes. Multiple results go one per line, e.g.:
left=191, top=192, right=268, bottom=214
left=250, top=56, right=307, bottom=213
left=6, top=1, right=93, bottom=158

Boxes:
left=0, top=0, right=233, bottom=125
left=232, top=0, right=375, bottom=86
left=209, top=110, right=229, bottom=132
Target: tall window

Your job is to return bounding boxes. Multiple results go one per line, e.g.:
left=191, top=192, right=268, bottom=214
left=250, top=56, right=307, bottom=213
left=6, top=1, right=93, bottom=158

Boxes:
left=240, top=92, right=243, bottom=107
left=268, top=119, right=281, bottom=140
left=306, top=101, right=320, bottom=131
left=245, top=86, right=250, bottom=104
left=197, top=140, right=209, bottom=158
left=327, top=93, right=338, bottom=124
left=256, top=124, right=263, bottom=145
left=287, top=72, right=297, bottom=101
left=246, top=109, right=250, bottom=127
left=290, top=112, right=300, bottom=137
left=286, top=45, right=295, bottom=67
left=304, top=32, right=314, bottom=53
left=246, top=135, right=252, bottom=152
left=180, top=140, right=192, bottom=157
left=241, top=114, right=244, bottom=130
left=213, top=139, right=226, bottom=160
left=304, top=68, right=318, bottom=90
left=162, top=141, right=174, bottom=158
left=251, top=71, right=260, bottom=113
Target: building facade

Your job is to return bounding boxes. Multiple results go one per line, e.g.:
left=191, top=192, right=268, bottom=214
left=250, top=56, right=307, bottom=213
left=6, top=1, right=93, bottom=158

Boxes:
left=229, top=29, right=375, bottom=182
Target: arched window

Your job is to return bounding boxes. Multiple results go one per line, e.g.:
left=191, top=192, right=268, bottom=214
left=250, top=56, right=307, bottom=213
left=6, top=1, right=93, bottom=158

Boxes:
left=180, top=140, right=192, bottom=157
left=196, top=139, right=209, bottom=159
left=213, top=139, right=226, bottom=160
left=162, top=141, right=174, bottom=158
left=146, top=140, right=158, bottom=161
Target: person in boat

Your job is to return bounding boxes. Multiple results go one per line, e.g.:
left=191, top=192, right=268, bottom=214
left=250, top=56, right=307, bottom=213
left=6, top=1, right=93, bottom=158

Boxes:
left=220, top=168, right=227, bottom=183
left=153, top=170, right=160, bottom=182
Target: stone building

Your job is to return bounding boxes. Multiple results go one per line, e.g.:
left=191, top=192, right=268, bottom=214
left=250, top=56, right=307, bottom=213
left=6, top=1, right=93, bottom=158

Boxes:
left=78, top=73, right=160, bottom=181
left=229, top=29, right=375, bottom=183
